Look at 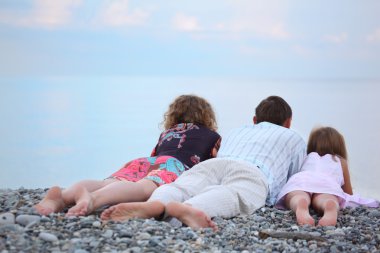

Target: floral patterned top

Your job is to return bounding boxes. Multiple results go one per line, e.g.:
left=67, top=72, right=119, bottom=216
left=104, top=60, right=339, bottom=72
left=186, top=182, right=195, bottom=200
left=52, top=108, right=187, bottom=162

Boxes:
left=152, top=123, right=221, bottom=169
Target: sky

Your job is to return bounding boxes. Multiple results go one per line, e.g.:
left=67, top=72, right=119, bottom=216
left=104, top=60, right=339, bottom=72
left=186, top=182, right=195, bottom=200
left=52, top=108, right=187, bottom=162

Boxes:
left=0, top=1, right=380, bottom=200
left=0, top=0, right=380, bottom=79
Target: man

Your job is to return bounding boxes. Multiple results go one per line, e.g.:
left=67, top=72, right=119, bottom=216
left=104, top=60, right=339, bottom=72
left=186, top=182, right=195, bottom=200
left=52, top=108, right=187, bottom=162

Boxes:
left=101, top=96, right=306, bottom=230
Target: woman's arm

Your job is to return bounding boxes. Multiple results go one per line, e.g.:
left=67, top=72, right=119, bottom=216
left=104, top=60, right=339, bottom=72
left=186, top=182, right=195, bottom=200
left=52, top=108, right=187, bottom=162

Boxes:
left=341, top=158, right=353, bottom=195
left=211, top=137, right=222, bottom=158
left=150, top=144, right=158, bottom=156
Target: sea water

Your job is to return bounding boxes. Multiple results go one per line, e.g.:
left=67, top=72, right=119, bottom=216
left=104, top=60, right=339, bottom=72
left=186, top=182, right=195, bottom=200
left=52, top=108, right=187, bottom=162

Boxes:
left=0, top=76, right=379, bottom=201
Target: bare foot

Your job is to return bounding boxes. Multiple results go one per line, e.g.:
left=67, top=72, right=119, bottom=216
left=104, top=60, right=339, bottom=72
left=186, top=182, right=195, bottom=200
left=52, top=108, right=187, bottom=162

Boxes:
left=295, top=198, right=315, bottom=226
left=66, top=187, right=94, bottom=217
left=318, top=200, right=338, bottom=226
left=101, top=201, right=165, bottom=221
left=165, top=202, right=218, bottom=231
left=34, top=186, right=66, bottom=215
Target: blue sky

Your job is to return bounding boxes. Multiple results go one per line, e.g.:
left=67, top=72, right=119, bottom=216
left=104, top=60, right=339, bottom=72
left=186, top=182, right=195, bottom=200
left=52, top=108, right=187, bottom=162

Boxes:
left=1, top=0, right=380, bottom=79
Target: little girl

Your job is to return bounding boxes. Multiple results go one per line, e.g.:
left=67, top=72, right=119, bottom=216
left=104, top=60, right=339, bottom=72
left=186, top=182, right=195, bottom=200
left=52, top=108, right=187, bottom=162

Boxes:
left=35, top=94, right=221, bottom=216
left=276, top=126, right=379, bottom=226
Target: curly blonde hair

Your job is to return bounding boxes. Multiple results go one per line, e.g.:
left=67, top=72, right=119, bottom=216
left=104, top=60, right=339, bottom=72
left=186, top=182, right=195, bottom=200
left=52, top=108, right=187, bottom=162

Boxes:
left=162, top=94, right=218, bottom=131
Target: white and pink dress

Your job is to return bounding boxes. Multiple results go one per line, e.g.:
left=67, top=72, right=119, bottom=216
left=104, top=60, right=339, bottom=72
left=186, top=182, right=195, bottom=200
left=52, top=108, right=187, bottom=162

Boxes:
left=276, top=152, right=379, bottom=209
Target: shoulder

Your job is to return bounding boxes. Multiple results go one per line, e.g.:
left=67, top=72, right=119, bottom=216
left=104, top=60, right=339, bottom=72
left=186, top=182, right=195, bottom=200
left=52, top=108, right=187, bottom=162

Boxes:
left=194, top=124, right=221, bottom=138
left=339, top=157, right=348, bottom=167
left=264, top=122, right=305, bottom=144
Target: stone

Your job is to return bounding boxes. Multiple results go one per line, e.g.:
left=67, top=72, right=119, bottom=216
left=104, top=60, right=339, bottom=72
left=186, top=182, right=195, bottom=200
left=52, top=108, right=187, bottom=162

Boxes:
left=15, top=214, right=41, bottom=226
left=39, top=232, right=58, bottom=242
left=0, top=213, right=15, bottom=226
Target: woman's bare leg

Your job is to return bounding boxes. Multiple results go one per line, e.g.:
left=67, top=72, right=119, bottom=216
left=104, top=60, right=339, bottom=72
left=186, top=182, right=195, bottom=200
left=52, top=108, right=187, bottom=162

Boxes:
left=67, top=179, right=158, bottom=216
left=34, top=179, right=117, bottom=215
left=34, top=186, right=66, bottom=215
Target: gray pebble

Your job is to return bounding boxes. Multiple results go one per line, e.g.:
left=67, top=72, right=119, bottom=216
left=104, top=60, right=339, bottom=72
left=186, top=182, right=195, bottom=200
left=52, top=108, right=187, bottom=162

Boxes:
left=102, top=229, right=113, bottom=238
left=136, top=232, right=151, bottom=240
left=0, top=213, right=15, bottom=226
left=0, top=224, right=22, bottom=233
left=74, top=249, right=89, bottom=253
left=16, top=214, right=41, bottom=226
left=368, top=210, right=380, bottom=218
left=39, top=232, right=58, bottom=242
left=92, top=221, right=101, bottom=228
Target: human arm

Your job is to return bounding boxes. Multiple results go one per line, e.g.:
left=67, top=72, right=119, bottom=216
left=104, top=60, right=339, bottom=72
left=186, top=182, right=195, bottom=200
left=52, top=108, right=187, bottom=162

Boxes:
left=150, top=144, right=158, bottom=156
left=211, top=137, right=222, bottom=158
left=341, top=158, right=353, bottom=195
left=287, top=144, right=307, bottom=180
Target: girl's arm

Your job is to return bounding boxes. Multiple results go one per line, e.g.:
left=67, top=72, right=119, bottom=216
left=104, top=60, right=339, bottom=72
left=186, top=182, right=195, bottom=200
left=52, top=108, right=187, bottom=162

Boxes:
left=341, top=158, right=353, bottom=195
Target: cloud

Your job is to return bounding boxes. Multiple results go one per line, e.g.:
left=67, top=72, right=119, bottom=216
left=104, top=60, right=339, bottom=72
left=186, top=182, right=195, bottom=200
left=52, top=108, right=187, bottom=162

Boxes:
left=173, top=13, right=202, bottom=32
left=220, top=1, right=291, bottom=40
left=98, top=0, right=150, bottom=27
left=366, top=28, right=380, bottom=43
left=0, top=0, right=82, bottom=28
left=171, top=1, right=291, bottom=40
left=323, top=33, right=348, bottom=44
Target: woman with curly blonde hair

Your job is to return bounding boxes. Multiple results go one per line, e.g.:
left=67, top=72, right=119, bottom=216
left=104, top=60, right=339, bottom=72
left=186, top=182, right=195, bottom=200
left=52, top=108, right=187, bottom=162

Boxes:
left=35, top=94, right=221, bottom=217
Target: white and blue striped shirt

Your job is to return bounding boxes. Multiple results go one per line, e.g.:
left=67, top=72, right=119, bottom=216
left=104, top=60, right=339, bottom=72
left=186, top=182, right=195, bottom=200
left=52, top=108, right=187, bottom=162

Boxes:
left=217, top=122, right=306, bottom=205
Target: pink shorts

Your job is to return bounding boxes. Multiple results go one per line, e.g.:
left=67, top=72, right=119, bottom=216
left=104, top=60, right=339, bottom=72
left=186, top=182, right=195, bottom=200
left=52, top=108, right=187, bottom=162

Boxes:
left=110, top=156, right=187, bottom=186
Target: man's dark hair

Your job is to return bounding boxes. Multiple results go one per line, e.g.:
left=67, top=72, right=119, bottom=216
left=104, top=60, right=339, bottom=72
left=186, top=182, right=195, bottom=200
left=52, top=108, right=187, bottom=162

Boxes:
left=255, top=96, right=292, bottom=126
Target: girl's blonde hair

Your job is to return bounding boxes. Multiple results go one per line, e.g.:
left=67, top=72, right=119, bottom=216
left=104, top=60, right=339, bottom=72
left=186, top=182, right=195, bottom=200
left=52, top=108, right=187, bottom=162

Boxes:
left=163, top=94, right=218, bottom=131
left=307, top=126, right=347, bottom=160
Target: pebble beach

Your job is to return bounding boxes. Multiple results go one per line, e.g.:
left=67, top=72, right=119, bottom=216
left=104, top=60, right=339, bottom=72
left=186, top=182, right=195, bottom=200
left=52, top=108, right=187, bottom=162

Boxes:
left=1, top=188, right=380, bottom=253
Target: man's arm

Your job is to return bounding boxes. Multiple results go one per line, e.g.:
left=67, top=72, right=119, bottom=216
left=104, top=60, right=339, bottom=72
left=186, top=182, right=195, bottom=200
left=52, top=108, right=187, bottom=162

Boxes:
left=287, top=144, right=306, bottom=179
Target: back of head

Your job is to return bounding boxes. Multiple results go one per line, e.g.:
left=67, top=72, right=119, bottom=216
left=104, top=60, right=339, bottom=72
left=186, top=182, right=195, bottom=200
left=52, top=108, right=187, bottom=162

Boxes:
left=163, top=94, right=218, bottom=131
left=255, top=96, right=292, bottom=126
left=307, top=126, right=348, bottom=160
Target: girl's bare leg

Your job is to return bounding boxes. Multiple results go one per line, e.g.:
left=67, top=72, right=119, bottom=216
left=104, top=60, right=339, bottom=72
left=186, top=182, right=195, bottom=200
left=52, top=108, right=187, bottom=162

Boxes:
left=67, top=179, right=158, bottom=216
left=311, top=193, right=339, bottom=226
left=285, top=190, right=315, bottom=226
left=34, top=179, right=117, bottom=215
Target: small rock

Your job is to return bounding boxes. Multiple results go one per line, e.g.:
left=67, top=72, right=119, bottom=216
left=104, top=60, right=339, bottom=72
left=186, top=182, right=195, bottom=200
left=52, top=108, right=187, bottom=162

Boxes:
left=0, top=213, right=15, bottom=226
left=39, top=232, right=58, bottom=242
left=368, top=210, right=380, bottom=218
left=16, top=214, right=41, bottom=226
left=102, top=229, right=113, bottom=238
left=291, top=225, right=299, bottom=231
left=136, top=232, right=151, bottom=240
left=0, top=224, right=22, bottom=233
left=309, top=231, right=322, bottom=237
left=92, top=221, right=101, bottom=228
left=74, top=249, right=89, bottom=253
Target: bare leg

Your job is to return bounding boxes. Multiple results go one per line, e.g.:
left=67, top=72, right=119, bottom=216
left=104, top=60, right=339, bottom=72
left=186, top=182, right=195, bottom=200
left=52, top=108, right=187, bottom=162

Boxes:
left=34, top=179, right=118, bottom=215
left=101, top=200, right=165, bottom=221
left=61, top=178, right=118, bottom=205
left=67, top=179, right=158, bottom=216
left=165, top=202, right=218, bottom=231
left=34, top=186, right=65, bottom=215
left=66, top=186, right=94, bottom=216
left=285, top=191, right=315, bottom=226
left=311, top=193, right=339, bottom=226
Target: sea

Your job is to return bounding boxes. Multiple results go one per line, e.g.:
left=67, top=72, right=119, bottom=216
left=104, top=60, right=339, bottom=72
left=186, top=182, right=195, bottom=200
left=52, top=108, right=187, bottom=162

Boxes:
left=0, top=76, right=379, bottom=201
